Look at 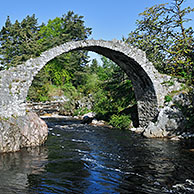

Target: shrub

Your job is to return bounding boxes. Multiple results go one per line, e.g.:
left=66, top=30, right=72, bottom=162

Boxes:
left=92, top=89, right=118, bottom=120
left=73, top=107, right=90, bottom=116
left=39, top=95, right=49, bottom=102
left=109, top=114, right=131, bottom=130
left=62, top=82, right=81, bottom=100
left=47, top=85, right=64, bottom=99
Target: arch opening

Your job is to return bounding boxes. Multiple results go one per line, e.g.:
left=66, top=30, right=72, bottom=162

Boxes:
left=28, top=49, right=139, bottom=127
left=81, top=46, right=158, bottom=127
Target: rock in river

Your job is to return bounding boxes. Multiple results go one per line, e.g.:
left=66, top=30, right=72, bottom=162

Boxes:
left=0, top=112, right=48, bottom=153
left=143, top=106, right=186, bottom=138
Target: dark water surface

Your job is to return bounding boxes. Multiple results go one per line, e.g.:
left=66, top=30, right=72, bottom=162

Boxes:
left=0, top=117, right=194, bottom=194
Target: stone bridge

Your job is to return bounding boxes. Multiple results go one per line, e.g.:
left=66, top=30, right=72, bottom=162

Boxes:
left=0, top=40, right=179, bottom=127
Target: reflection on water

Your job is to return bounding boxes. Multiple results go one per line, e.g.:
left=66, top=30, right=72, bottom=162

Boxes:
left=0, top=117, right=194, bottom=194
left=0, top=147, right=48, bottom=194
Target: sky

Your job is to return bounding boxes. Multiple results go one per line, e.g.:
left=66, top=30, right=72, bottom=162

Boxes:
left=1, top=0, right=194, bottom=61
left=1, top=0, right=194, bottom=40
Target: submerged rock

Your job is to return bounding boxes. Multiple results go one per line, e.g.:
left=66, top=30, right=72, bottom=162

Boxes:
left=0, top=112, right=48, bottom=153
left=81, top=116, right=93, bottom=124
left=81, top=112, right=96, bottom=124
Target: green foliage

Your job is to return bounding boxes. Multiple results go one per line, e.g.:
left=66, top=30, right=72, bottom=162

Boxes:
left=161, top=80, right=175, bottom=86
left=62, top=82, right=81, bottom=100
left=27, top=67, right=50, bottom=102
left=109, top=114, right=131, bottom=130
left=37, top=11, right=92, bottom=92
left=124, top=0, right=194, bottom=84
left=0, top=11, right=92, bottom=101
left=44, top=56, right=72, bottom=86
left=90, top=59, right=98, bottom=73
left=95, top=56, right=125, bottom=82
left=73, top=107, right=90, bottom=116
left=37, top=11, right=91, bottom=88
left=0, top=11, right=137, bottom=127
left=92, top=89, right=114, bottom=119
left=60, top=100, right=75, bottom=115
left=164, top=95, right=173, bottom=103
left=39, top=95, right=49, bottom=102
left=24, top=11, right=92, bottom=100
left=38, top=11, right=91, bottom=49
left=78, top=73, right=102, bottom=94
left=92, top=58, right=136, bottom=121
left=37, top=11, right=92, bottom=84
left=0, top=15, right=42, bottom=69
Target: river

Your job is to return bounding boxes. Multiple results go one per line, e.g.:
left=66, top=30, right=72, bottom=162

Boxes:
left=0, top=116, right=194, bottom=194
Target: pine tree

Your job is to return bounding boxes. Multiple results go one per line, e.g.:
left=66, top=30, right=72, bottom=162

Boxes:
left=0, top=14, right=42, bottom=69
left=0, top=16, right=13, bottom=68
left=38, top=11, right=92, bottom=87
left=38, top=11, right=92, bottom=50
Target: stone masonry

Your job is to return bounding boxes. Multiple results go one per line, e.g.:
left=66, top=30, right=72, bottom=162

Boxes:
left=0, top=39, right=181, bottom=127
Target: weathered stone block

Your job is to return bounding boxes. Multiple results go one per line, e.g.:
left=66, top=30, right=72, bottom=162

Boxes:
left=0, top=118, right=21, bottom=153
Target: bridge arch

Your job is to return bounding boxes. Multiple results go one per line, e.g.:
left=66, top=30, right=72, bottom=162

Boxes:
left=0, top=40, right=168, bottom=127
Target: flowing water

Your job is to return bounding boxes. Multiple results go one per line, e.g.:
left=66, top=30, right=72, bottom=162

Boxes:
left=0, top=116, right=194, bottom=194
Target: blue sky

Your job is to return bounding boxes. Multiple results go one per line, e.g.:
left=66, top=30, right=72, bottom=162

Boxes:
left=1, top=0, right=194, bottom=40
left=1, top=0, right=194, bottom=62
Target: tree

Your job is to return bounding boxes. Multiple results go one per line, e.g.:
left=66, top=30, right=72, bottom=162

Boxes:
left=124, top=0, right=194, bottom=84
left=90, top=59, right=98, bottom=73
left=24, top=11, right=92, bottom=101
left=38, top=11, right=92, bottom=50
left=38, top=11, right=92, bottom=87
left=0, top=11, right=92, bottom=77
left=90, top=56, right=136, bottom=121
left=0, top=15, right=42, bottom=69
left=0, top=16, right=12, bottom=68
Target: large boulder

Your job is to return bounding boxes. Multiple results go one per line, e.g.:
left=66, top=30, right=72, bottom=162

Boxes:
left=143, top=106, right=185, bottom=138
left=0, top=112, right=48, bottom=153
left=19, top=112, right=48, bottom=148
left=0, top=117, right=21, bottom=153
left=143, top=90, right=194, bottom=139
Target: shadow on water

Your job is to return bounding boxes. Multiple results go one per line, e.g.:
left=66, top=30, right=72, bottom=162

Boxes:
left=0, top=116, right=194, bottom=193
